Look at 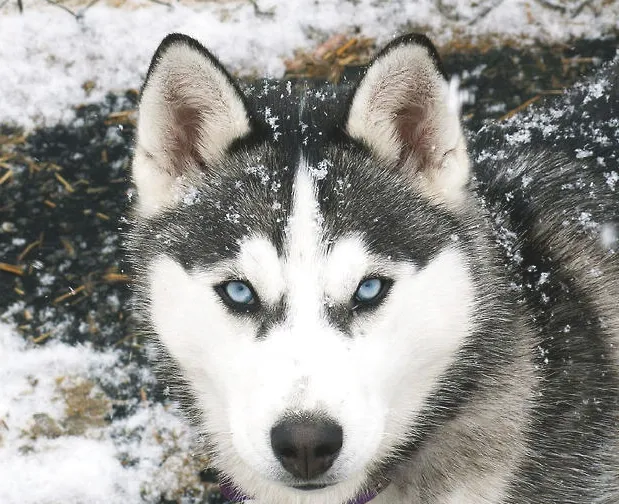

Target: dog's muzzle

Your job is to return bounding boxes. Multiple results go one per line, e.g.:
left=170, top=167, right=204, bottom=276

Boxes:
left=218, top=412, right=385, bottom=503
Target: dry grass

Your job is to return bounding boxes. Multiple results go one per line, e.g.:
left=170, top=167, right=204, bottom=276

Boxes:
left=284, top=34, right=375, bottom=82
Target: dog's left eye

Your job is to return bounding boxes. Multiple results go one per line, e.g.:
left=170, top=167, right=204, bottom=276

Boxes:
left=215, top=280, right=259, bottom=312
left=353, top=277, right=391, bottom=308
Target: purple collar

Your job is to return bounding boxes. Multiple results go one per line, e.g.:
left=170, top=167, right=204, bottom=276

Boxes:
left=219, top=480, right=381, bottom=504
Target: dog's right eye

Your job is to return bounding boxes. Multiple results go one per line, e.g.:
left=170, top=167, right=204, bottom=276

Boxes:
left=215, top=280, right=259, bottom=313
left=352, top=277, right=392, bottom=312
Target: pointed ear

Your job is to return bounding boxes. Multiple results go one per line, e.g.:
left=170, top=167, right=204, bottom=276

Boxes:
left=133, top=33, right=251, bottom=217
left=346, top=34, right=469, bottom=205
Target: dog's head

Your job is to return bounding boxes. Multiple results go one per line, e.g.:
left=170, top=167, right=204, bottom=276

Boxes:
left=128, top=33, right=487, bottom=503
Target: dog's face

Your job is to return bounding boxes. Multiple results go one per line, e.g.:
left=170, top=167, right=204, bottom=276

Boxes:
left=128, top=34, right=478, bottom=503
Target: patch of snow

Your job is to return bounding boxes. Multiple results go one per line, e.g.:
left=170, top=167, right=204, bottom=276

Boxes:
left=2, top=0, right=619, bottom=129
left=582, top=78, right=609, bottom=104
left=0, top=322, right=199, bottom=504
left=575, top=148, right=593, bottom=159
left=182, top=186, right=202, bottom=206
left=538, top=271, right=551, bottom=285
left=505, top=129, right=532, bottom=145
left=578, top=211, right=599, bottom=231
left=245, top=164, right=270, bottom=185
left=485, top=102, right=506, bottom=113
left=309, top=159, right=332, bottom=180
left=521, top=174, right=533, bottom=188
left=604, top=171, right=618, bottom=191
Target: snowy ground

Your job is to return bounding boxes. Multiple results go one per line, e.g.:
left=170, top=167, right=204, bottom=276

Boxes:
left=1, top=0, right=619, bottom=128
left=0, top=322, right=211, bottom=504
left=1, top=1, right=618, bottom=503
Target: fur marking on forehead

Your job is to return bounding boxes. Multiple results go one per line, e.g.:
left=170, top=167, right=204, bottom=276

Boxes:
left=285, top=161, right=324, bottom=260
left=282, top=162, right=325, bottom=324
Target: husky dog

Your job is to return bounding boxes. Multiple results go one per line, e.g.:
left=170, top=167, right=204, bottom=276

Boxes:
left=126, top=33, right=619, bottom=503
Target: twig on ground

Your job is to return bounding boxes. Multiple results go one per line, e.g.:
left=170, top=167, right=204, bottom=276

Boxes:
left=436, top=0, right=505, bottom=22
left=0, top=169, right=13, bottom=185
left=468, top=0, right=506, bottom=25
left=0, top=263, right=24, bottom=276
left=536, top=0, right=592, bottom=17
left=45, top=0, right=80, bottom=18
left=146, top=0, right=173, bottom=9
left=44, top=0, right=100, bottom=20
left=249, top=0, right=274, bottom=17
left=499, top=89, right=564, bottom=121
left=17, top=235, right=43, bottom=262
left=53, top=285, right=87, bottom=304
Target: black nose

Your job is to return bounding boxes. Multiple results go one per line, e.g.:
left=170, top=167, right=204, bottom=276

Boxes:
left=270, top=417, right=343, bottom=480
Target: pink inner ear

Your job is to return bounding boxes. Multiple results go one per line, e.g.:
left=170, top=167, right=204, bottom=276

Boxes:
left=168, top=103, right=203, bottom=175
left=161, top=84, right=210, bottom=176
left=395, top=101, right=438, bottom=173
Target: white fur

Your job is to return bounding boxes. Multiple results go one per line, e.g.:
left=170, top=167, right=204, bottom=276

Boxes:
left=147, top=161, right=477, bottom=504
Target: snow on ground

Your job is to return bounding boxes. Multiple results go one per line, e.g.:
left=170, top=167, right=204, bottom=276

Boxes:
left=1, top=0, right=618, bottom=129
left=0, top=321, right=208, bottom=504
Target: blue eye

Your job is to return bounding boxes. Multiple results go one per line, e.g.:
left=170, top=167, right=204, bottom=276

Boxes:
left=354, top=277, right=390, bottom=306
left=226, top=281, right=254, bottom=304
left=216, top=280, right=258, bottom=312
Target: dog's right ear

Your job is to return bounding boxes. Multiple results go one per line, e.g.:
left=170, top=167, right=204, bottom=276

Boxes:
left=346, top=34, right=469, bottom=207
left=133, top=34, right=251, bottom=217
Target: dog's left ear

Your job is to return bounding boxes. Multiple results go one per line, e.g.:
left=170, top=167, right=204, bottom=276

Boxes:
left=346, top=34, right=469, bottom=205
